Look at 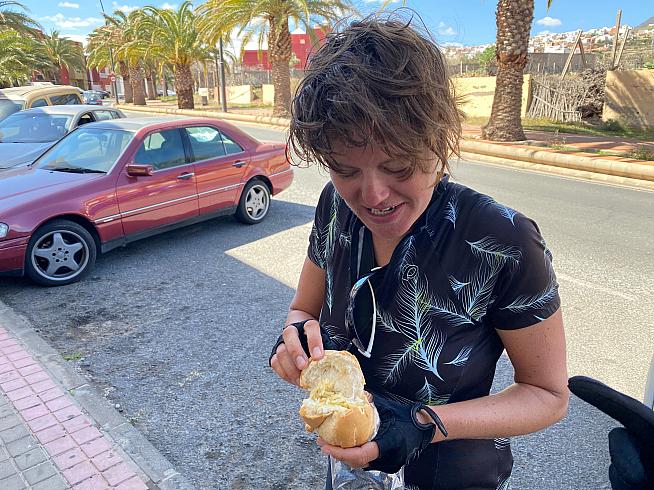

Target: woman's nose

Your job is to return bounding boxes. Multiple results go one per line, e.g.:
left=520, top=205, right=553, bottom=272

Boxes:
left=361, top=174, right=390, bottom=207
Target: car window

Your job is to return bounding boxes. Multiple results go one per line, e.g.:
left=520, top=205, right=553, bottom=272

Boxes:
left=221, top=132, right=243, bottom=155
left=36, top=127, right=133, bottom=172
left=0, top=112, right=72, bottom=143
left=93, top=110, right=114, bottom=121
left=0, top=99, right=24, bottom=120
left=50, top=93, right=81, bottom=105
left=30, top=98, right=48, bottom=108
left=134, top=129, right=186, bottom=170
left=78, top=113, right=94, bottom=126
left=185, top=126, right=226, bottom=162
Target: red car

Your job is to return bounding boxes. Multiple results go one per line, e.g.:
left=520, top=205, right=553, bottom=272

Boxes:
left=0, top=117, right=293, bottom=286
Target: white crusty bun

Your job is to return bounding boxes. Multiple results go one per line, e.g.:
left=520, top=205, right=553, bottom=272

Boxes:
left=299, top=350, right=377, bottom=448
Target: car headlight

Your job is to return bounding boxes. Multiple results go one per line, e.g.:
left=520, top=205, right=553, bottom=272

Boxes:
left=0, top=223, right=8, bottom=238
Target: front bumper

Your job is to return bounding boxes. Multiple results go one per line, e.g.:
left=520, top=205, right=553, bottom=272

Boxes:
left=0, top=236, right=28, bottom=277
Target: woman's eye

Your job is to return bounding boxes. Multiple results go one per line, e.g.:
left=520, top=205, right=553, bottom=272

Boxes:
left=384, top=166, right=411, bottom=177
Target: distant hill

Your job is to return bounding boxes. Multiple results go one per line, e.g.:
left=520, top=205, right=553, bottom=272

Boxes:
left=636, top=16, right=654, bottom=28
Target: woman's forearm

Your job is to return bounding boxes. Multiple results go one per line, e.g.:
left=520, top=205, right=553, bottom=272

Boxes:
left=423, top=382, right=569, bottom=443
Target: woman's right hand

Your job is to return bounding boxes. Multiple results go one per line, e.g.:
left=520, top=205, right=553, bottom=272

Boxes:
left=270, top=319, right=325, bottom=387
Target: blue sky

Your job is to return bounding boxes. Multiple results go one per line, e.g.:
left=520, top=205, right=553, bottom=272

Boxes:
left=18, top=0, right=652, bottom=47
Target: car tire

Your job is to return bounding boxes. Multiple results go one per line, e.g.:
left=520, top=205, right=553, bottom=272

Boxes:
left=25, top=220, right=97, bottom=287
left=235, top=179, right=271, bottom=225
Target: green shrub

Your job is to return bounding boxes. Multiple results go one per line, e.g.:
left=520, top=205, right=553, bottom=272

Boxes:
left=599, top=119, right=624, bottom=132
left=627, top=145, right=654, bottom=161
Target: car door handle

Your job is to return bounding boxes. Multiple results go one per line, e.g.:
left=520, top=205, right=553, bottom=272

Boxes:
left=232, top=161, right=246, bottom=168
left=177, top=172, right=195, bottom=180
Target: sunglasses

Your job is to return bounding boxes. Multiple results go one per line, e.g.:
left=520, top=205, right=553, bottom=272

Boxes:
left=344, top=266, right=384, bottom=358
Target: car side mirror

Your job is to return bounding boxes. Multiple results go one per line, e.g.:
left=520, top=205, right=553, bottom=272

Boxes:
left=126, top=164, right=154, bottom=177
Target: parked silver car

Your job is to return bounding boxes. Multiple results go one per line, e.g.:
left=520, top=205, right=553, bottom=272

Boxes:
left=0, top=105, right=125, bottom=169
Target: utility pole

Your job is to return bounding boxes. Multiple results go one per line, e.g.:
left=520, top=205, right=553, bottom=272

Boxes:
left=98, top=0, right=119, bottom=105
left=218, top=37, right=228, bottom=112
left=610, top=9, right=622, bottom=70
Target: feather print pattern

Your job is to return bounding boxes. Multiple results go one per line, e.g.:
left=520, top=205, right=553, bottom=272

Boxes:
left=467, top=237, right=521, bottom=265
left=480, top=195, right=518, bottom=226
left=445, top=345, right=473, bottom=367
left=497, top=474, right=512, bottom=490
left=416, top=378, right=451, bottom=405
left=445, top=194, right=459, bottom=228
left=448, top=275, right=470, bottom=294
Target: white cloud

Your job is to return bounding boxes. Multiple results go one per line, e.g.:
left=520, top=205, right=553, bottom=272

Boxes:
left=58, top=2, right=79, bottom=8
left=40, top=13, right=102, bottom=29
left=537, top=16, right=562, bottom=27
left=437, top=22, right=456, bottom=37
left=112, top=2, right=139, bottom=13
left=362, top=0, right=401, bottom=3
left=62, top=33, right=87, bottom=46
left=537, top=30, right=553, bottom=36
left=160, top=2, right=178, bottom=9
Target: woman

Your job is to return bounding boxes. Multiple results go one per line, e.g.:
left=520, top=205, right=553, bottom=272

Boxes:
left=269, top=14, right=568, bottom=490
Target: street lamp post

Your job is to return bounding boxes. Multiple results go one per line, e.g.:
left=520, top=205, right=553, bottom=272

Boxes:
left=218, top=37, right=227, bottom=112
left=98, top=0, right=119, bottom=106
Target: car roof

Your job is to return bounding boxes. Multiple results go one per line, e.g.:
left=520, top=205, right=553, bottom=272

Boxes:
left=0, top=85, right=80, bottom=99
left=12, top=105, right=121, bottom=116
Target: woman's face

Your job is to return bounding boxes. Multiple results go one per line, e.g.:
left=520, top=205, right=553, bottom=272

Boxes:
left=329, top=142, right=438, bottom=246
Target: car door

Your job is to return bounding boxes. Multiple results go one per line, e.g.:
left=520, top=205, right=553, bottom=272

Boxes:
left=115, top=127, right=199, bottom=238
left=184, top=125, right=249, bottom=215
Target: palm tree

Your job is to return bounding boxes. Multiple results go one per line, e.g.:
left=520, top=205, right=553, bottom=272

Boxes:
left=39, top=30, right=85, bottom=84
left=0, top=0, right=40, bottom=33
left=131, top=1, right=209, bottom=109
left=109, top=10, right=147, bottom=105
left=197, top=0, right=356, bottom=117
left=482, top=0, right=553, bottom=141
left=0, top=29, right=43, bottom=86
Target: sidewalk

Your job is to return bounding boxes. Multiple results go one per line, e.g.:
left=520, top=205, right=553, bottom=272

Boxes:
left=0, top=304, right=192, bottom=490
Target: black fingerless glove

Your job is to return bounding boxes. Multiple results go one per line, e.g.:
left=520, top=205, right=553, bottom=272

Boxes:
left=367, top=394, right=448, bottom=474
left=268, top=320, right=339, bottom=367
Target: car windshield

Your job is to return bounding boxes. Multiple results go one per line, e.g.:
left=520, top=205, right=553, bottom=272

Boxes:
left=35, top=127, right=133, bottom=173
left=0, top=112, right=72, bottom=143
left=0, top=99, right=24, bottom=121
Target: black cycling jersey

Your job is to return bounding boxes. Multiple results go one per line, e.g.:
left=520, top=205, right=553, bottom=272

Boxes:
left=308, top=175, right=560, bottom=490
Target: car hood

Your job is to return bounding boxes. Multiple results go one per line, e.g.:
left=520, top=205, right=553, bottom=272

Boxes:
left=0, top=166, right=105, bottom=211
left=0, top=142, right=52, bottom=169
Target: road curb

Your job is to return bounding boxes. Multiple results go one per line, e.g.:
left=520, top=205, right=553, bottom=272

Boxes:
left=0, top=300, right=195, bottom=490
left=120, top=103, right=654, bottom=186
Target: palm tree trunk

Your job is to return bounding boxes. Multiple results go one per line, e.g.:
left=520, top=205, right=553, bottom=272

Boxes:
left=130, top=64, right=146, bottom=106
left=147, top=72, right=157, bottom=100
left=120, top=62, right=133, bottom=103
left=174, top=63, right=194, bottom=109
left=269, top=15, right=292, bottom=118
left=482, top=0, right=534, bottom=141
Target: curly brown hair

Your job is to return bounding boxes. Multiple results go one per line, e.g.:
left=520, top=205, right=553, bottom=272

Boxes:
left=288, top=12, right=463, bottom=178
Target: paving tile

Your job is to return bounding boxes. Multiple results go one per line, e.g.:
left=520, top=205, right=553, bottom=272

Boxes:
left=73, top=473, right=110, bottom=490
left=0, top=370, right=20, bottom=383
left=1, top=345, right=22, bottom=355
left=13, top=447, right=47, bottom=471
left=11, top=358, right=36, bottom=369
left=5, top=387, right=33, bottom=402
left=38, top=387, right=64, bottom=403
left=63, top=460, right=97, bottom=486
left=25, top=371, right=49, bottom=385
left=20, top=404, right=49, bottom=422
left=31, top=475, right=69, bottom=490
left=91, top=450, right=122, bottom=472
left=0, top=423, right=30, bottom=444
left=0, top=403, right=14, bottom=417
left=115, top=476, right=148, bottom=490
left=34, top=424, right=67, bottom=445
left=0, top=473, right=26, bottom=490
left=80, top=437, right=112, bottom=459
left=6, top=435, right=39, bottom=457
left=22, top=461, right=58, bottom=485
left=0, top=363, right=15, bottom=374
left=1, top=378, right=27, bottom=393
left=31, top=380, right=57, bottom=394
left=0, top=459, right=16, bottom=479
left=26, top=413, right=57, bottom=432
left=45, top=396, right=72, bottom=412
left=53, top=404, right=82, bottom=423
left=62, top=415, right=90, bottom=434
left=6, top=350, right=29, bottom=362
left=13, top=395, right=40, bottom=411
left=0, top=339, right=17, bottom=348
left=17, top=365, right=42, bottom=377
left=44, top=435, right=77, bottom=457
left=102, top=461, right=135, bottom=486
left=0, top=447, right=9, bottom=462
left=71, top=426, right=102, bottom=445
left=54, top=447, right=87, bottom=470
left=0, top=414, right=21, bottom=431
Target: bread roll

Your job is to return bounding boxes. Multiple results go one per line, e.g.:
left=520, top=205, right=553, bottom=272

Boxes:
left=299, top=350, right=377, bottom=448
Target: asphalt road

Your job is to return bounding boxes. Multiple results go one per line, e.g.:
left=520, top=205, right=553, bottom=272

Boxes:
left=1, top=112, right=652, bottom=489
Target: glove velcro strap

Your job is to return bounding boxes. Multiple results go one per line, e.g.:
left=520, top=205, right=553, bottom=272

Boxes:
left=268, top=319, right=310, bottom=367
left=413, top=404, right=448, bottom=438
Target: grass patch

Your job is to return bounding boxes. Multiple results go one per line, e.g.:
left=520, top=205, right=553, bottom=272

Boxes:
left=62, top=352, right=83, bottom=361
left=626, top=145, right=654, bottom=161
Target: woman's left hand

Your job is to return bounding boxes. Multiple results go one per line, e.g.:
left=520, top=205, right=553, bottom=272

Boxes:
left=317, top=437, right=379, bottom=469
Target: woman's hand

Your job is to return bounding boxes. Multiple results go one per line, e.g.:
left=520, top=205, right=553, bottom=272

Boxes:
left=317, top=437, right=380, bottom=469
left=269, top=319, right=325, bottom=387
